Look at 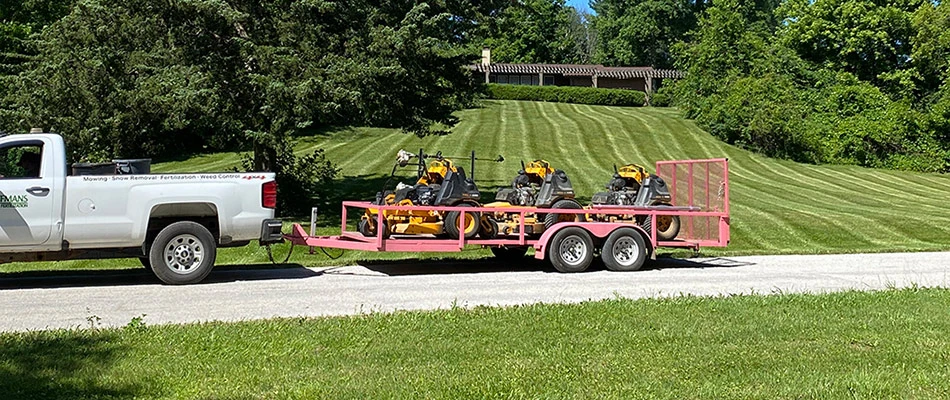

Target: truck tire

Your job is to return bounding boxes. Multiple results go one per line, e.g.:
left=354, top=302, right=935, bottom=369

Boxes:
left=548, top=227, right=594, bottom=273
left=149, top=221, right=217, bottom=285
left=445, top=204, right=480, bottom=239
left=601, top=228, right=647, bottom=271
left=543, top=199, right=585, bottom=230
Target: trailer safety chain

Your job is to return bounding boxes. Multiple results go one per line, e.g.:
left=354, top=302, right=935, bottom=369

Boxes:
left=319, top=247, right=345, bottom=260
left=265, top=242, right=295, bottom=265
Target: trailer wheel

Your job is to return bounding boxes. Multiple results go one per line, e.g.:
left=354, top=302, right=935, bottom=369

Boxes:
left=543, top=199, right=586, bottom=230
left=148, top=221, right=217, bottom=285
left=602, top=228, right=647, bottom=271
left=548, top=227, right=594, bottom=273
left=445, top=204, right=480, bottom=239
left=490, top=246, right=528, bottom=260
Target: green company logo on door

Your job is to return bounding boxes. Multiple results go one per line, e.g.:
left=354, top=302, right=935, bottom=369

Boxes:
left=0, top=194, right=28, bottom=208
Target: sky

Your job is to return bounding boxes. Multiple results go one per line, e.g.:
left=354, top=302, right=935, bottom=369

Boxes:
left=566, top=0, right=593, bottom=14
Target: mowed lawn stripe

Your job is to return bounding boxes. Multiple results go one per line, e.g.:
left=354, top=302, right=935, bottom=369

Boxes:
left=549, top=102, right=612, bottom=189
left=733, top=169, right=938, bottom=247
left=579, top=104, right=650, bottom=167
left=532, top=102, right=588, bottom=187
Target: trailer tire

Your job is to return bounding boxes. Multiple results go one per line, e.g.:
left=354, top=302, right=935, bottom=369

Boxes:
left=149, top=221, right=217, bottom=285
left=445, top=204, right=480, bottom=239
left=542, top=199, right=585, bottom=230
left=548, top=227, right=594, bottom=273
left=602, top=228, right=647, bottom=271
left=490, top=246, right=529, bottom=260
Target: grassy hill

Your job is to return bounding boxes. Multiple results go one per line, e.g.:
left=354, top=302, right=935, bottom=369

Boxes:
left=4, top=100, right=950, bottom=273
left=159, top=99, right=950, bottom=257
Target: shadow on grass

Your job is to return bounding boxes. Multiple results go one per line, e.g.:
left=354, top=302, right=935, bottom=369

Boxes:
left=0, top=263, right=320, bottom=290
left=0, top=333, right=144, bottom=399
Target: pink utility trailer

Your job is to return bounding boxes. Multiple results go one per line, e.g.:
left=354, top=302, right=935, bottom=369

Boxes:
left=284, top=158, right=729, bottom=272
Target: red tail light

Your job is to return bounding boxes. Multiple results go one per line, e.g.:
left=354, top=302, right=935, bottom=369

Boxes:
left=262, top=181, right=277, bottom=209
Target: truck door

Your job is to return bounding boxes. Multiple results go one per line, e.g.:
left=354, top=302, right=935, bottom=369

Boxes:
left=0, top=139, right=57, bottom=247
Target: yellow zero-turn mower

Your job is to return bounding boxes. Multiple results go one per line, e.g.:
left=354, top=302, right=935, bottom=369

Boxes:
left=481, top=160, right=585, bottom=238
left=358, top=149, right=503, bottom=239
left=590, top=163, right=681, bottom=241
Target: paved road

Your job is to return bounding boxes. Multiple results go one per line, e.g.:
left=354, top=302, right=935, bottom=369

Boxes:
left=2, top=252, right=949, bottom=332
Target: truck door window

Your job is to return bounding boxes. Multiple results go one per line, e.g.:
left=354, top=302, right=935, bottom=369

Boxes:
left=0, top=144, right=43, bottom=179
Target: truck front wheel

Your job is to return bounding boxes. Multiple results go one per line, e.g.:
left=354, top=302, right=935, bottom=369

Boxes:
left=149, top=221, right=217, bottom=285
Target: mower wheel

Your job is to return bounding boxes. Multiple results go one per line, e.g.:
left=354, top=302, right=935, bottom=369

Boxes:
left=543, top=199, right=585, bottom=230
left=445, top=204, right=481, bottom=239
left=479, top=217, right=499, bottom=239
left=654, top=204, right=681, bottom=241
left=358, top=217, right=390, bottom=238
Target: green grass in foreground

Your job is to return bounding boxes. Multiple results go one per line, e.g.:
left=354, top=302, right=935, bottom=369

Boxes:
left=5, top=100, right=950, bottom=274
left=2, top=288, right=949, bottom=399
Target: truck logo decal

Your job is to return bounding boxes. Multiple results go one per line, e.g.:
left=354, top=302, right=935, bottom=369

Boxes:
left=0, top=194, right=28, bottom=208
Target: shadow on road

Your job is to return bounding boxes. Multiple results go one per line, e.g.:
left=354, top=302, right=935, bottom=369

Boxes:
left=356, top=257, right=555, bottom=276
left=0, top=257, right=758, bottom=288
left=355, top=256, right=756, bottom=276
left=0, top=263, right=320, bottom=290
left=646, top=257, right=757, bottom=271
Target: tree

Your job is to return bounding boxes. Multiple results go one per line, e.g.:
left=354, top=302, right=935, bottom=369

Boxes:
left=592, top=0, right=697, bottom=68
left=3, top=0, right=501, bottom=214
left=482, top=0, right=577, bottom=63
left=912, top=1, right=950, bottom=101
left=563, top=7, right=597, bottom=64
left=777, top=0, right=922, bottom=98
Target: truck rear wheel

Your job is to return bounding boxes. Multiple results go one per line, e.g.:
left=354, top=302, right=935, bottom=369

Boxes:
left=602, top=228, right=647, bottom=271
left=548, top=227, right=593, bottom=273
left=149, top=221, right=217, bottom=285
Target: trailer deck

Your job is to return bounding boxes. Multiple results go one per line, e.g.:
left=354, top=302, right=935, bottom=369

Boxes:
left=284, top=158, right=729, bottom=271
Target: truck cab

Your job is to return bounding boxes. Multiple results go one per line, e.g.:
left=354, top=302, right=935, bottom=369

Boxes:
left=0, top=133, right=66, bottom=252
left=0, top=132, right=284, bottom=284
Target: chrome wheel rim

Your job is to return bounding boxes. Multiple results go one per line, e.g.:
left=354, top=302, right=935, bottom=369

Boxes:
left=612, top=237, right=640, bottom=267
left=163, top=234, right=204, bottom=275
left=558, top=236, right=587, bottom=266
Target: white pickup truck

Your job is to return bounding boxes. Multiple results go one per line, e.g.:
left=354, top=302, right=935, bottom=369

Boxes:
left=0, top=133, right=283, bottom=284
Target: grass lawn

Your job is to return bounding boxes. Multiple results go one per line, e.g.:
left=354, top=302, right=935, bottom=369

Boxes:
left=4, top=99, right=950, bottom=274
left=2, top=288, right=948, bottom=399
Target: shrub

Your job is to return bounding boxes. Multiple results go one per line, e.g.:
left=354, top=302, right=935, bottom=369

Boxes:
left=485, top=84, right=647, bottom=107
left=650, top=92, right=671, bottom=107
